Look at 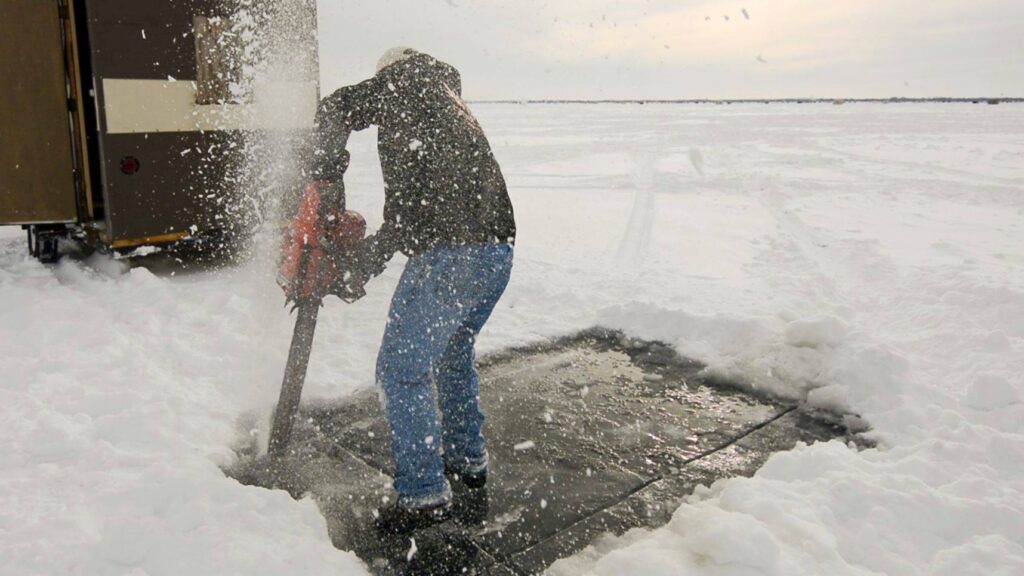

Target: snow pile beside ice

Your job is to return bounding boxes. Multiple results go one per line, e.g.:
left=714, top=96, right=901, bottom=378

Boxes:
left=553, top=437, right=1024, bottom=576
left=0, top=245, right=366, bottom=574
left=598, top=304, right=907, bottom=412
left=3, top=103, right=1024, bottom=574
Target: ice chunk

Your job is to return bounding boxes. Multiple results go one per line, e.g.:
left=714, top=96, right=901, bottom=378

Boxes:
left=807, top=384, right=849, bottom=413
left=784, top=316, right=849, bottom=349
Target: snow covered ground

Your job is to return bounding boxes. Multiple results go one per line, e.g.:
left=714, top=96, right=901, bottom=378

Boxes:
left=2, top=103, right=1023, bottom=574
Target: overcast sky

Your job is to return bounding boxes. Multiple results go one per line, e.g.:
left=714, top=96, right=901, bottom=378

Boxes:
left=316, top=0, right=1022, bottom=100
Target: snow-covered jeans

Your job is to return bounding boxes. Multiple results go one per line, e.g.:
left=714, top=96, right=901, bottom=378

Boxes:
left=376, top=243, right=513, bottom=509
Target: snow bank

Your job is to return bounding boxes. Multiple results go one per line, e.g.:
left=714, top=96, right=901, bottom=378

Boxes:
left=0, top=238, right=365, bottom=574
left=553, top=437, right=1024, bottom=576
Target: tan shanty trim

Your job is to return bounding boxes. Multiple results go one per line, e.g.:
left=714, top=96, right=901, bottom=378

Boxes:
left=110, top=231, right=191, bottom=249
left=102, top=78, right=318, bottom=134
left=65, top=0, right=94, bottom=219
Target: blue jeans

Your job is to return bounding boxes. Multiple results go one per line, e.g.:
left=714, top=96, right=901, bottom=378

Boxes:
left=376, top=243, right=513, bottom=508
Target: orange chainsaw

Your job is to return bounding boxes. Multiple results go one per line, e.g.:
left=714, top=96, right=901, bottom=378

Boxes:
left=270, top=180, right=366, bottom=458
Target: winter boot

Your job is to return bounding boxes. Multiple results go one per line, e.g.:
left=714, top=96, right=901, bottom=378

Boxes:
left=374, top=501, right=452, bottom=536
left=445, top=465, right=487, bottom=489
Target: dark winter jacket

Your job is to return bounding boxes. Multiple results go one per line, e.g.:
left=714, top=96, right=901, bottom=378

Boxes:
left=310, top=53, right=516, bottom=267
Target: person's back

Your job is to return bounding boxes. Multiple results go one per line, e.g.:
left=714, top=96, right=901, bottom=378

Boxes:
left=375, top=53, right=515, bottom=254
left=312, top=51, right=515, bottom=258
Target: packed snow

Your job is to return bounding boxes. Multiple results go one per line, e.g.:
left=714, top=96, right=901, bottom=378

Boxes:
left=2, top=103, right=1023, bottom=575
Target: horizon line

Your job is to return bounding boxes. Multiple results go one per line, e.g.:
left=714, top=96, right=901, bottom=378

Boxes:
left=470, top=97, right=1022, bottom=105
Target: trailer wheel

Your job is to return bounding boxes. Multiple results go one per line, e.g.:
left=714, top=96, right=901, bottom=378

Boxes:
left=26, top=225, right=66, bottom=264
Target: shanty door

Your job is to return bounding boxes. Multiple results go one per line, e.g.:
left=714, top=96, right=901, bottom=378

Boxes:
left=0, top=0, right=78, bottom=225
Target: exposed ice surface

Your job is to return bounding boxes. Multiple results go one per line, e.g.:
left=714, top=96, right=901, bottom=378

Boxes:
left=2, top=103, right=1024, bottom=575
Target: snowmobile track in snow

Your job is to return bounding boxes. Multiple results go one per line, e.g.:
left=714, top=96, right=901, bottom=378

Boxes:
left=226, top=328, right=850, bottom=575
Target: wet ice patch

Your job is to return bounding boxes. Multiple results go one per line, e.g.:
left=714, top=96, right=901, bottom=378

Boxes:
left=231, top=330, right=846, bottom=574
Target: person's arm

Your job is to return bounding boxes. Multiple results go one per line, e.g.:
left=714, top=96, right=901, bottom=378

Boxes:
left=309, top=77, right=383, bottom=184
left=357, top=178, right=403, bottom=273
left=310, top=76, right=402, bottom=282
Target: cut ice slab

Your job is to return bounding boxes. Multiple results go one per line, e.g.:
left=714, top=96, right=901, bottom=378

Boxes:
left=225, top=329, right=851, bottom=575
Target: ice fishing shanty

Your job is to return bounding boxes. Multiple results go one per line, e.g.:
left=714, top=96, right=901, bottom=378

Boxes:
left=0, top=0, right=319, bottom=261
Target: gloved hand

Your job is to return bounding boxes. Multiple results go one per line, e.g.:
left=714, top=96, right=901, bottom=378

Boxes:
left=328, top=236, right=387, bottom=302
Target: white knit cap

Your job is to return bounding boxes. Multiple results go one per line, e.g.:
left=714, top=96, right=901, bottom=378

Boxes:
left=376, top=47, right=418, bottom=74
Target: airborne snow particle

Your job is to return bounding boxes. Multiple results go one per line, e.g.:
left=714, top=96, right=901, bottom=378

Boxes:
left=742, top=8, right=750, bottom=20
left=407, top=538, right=418, bottom=561
left=757, top=54, right=768, bottom=64
left=514, top=440, right=536, bottom=451
left=540, top=498, right=548, bottom=509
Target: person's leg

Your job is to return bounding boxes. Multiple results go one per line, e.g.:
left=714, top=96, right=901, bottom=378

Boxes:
left=435, top=244, right=513, bottom=475
left=376, top=249, right=461, bottom=509
left=435, top=325, right=485, bottom=475
left=376, top=245, right=511, bottom=508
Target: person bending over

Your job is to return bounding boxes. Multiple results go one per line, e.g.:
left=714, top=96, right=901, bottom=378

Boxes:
left=311, top=47, right=516, bottom=533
